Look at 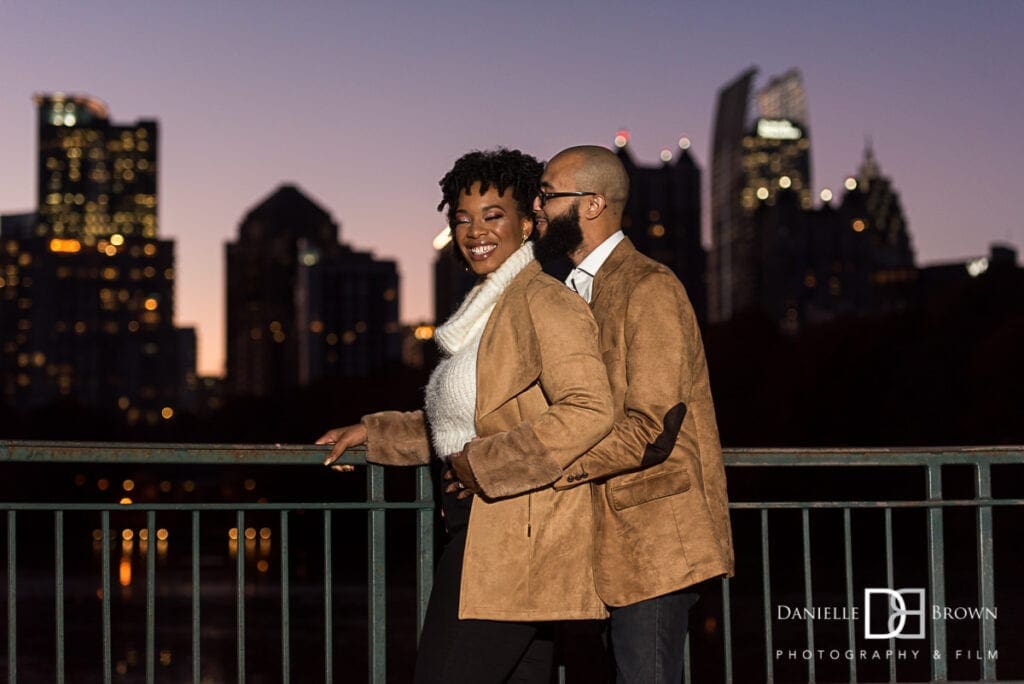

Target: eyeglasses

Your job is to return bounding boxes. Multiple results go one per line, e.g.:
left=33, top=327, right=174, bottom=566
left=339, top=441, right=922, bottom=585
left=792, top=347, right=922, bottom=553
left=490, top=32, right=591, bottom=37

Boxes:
left=537, top=190, right=597, bottom=207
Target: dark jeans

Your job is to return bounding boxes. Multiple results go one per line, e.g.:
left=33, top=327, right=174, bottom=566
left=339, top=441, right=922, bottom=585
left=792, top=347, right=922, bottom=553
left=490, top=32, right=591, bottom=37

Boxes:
left=413, top=464, right=554, bottom=683
left=608, top=590, right=699, bottom=684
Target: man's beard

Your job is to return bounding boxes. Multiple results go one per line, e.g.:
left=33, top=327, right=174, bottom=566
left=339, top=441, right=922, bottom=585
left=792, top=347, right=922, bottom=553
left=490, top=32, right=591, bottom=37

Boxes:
left=534, top=202, right=584, bottom=265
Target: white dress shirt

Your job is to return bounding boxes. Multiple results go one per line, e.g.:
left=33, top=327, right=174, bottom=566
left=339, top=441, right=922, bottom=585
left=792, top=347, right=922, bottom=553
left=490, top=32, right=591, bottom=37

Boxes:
left=565, top=231, right=625, bottom=304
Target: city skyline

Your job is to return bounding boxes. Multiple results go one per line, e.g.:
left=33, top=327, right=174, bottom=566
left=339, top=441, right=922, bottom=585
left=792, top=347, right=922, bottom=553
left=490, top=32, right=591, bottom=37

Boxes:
left=2, top=1, right=1021, bottom=375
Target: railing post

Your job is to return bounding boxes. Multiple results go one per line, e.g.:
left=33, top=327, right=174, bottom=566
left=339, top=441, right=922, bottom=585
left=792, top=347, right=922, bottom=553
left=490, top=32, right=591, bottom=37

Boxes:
left=976, top=459, right=997, bottom=681
left=7, top=511, right=16, bottom=684
left=102, top=510, right=112, bottom=684
left=415, top=464, right=433, bottom=641
left=55, top=511, right=65, bottom=684
left=323, top=510, right=333, bottom=684
left=760, top=510, right=773, bottom=683
left=280, top=510, right=290, bottom=684
left=801, top=509, right=815, bottom=683
left=367, top=464, right=386, bottom=684
left=236, top=510, right=246, bottom=684
left=191, top=510, right=200, bottom=684
left=146, top=510, right=156, bottom=683
left=926, top=463, right=947, bottom=682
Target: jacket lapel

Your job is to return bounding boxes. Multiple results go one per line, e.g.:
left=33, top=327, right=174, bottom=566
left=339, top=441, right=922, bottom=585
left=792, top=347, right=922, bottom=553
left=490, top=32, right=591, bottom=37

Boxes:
left=591, top=236, right=636, bottom=305
left=475, top=260, right=543, bottom=420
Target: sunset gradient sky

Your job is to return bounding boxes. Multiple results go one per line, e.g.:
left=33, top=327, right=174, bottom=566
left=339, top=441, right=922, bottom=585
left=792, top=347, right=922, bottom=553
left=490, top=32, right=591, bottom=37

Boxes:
left=2, top=1, right=1020, bottom=375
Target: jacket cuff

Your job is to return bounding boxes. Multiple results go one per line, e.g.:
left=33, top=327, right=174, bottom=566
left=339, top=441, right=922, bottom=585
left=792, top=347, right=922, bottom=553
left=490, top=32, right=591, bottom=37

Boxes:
left=464, top=423, right=563, bottom=499
left=362, top=411, right=430, bottom=466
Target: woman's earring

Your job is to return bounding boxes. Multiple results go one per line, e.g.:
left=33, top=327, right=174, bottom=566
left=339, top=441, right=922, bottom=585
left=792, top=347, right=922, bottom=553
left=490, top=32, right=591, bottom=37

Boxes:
left=521, top=233, right=528, bottom=245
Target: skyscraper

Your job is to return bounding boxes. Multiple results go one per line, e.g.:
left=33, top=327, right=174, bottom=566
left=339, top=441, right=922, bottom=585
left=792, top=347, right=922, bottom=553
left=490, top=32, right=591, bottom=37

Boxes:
left=614, top=131, right=707, bottom=322
left=0, top=94, right=190, bottom=422
left=226, top=184, right=400, bottom=397
left=711, top=68, right=812, bottom=322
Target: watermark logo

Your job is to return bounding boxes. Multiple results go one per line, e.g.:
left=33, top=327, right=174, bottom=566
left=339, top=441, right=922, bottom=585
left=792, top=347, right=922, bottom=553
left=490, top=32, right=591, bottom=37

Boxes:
left=864, top=588, right=926, bottom=639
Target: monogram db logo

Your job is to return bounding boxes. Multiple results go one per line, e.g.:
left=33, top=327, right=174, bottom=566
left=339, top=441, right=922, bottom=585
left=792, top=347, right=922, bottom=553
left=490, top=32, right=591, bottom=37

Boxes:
left=864, top=588, right=926, bottom=639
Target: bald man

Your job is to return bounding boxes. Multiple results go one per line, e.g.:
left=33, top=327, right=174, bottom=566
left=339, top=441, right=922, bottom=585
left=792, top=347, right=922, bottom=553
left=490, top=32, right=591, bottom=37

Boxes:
left=534, top=146, right=734, bottom=683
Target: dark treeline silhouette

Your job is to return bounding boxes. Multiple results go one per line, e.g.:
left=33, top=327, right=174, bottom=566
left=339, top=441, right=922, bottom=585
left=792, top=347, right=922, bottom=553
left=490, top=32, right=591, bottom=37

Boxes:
left=2, top=266, right=1021, bottom=446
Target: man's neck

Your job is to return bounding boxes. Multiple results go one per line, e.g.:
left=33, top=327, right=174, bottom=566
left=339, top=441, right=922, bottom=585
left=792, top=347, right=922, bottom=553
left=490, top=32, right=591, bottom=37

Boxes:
left=570, top=228, right=619, bottom=266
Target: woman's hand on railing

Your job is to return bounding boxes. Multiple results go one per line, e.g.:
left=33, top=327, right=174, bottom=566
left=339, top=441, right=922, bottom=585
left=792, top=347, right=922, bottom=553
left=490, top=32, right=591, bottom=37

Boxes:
left=316, top=423, right=368, bottom=471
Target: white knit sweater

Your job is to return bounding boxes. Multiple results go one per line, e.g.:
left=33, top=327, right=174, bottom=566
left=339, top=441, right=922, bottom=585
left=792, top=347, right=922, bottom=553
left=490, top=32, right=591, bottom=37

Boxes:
left=424, top=243, right=535, bottom=459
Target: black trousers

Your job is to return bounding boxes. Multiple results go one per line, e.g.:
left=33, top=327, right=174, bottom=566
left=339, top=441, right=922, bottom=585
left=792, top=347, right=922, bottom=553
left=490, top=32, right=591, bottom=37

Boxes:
left=413, top=464, right=554, bottom=683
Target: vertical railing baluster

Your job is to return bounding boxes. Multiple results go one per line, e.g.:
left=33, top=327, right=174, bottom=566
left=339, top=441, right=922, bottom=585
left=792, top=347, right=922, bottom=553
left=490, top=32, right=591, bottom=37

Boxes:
left=281, top=510, right=290, bottom=684
left=324, top=510, right=333, bottom=684
left=683, top=630, right=691, bottom=683
left=236, top=510, right=245, bottom=684
left=802, top=509, right=815, bottom=683
left=102, top=510, right=112, bottom=684
left=192, top=510, right=200, bottom=684
left=415, top=465, right=433, bottom=639
left=976, top=460, right=997, bottom=681
left=8, top=511, right=16, bottom=684
left=884, top=508, right=895, bottom=683
left=146, top=510, right=156, bottom=683
left=843, top=508, right=855, bottom=684
left=55, top=511, right=65, bottom=684
left=722, top=576, right=732, bottom=683
left=367, top=464, right=386, bottom=684
left=926, top=463, right=947, bottom=682
left=761, top=510, right=773, bottom=683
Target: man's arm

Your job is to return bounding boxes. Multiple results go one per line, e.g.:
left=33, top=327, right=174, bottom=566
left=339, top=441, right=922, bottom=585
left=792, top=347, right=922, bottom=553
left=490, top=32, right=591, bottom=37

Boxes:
left=554, top=270, right=697, bottom=487
left=461, top=281, right=614, bottom=499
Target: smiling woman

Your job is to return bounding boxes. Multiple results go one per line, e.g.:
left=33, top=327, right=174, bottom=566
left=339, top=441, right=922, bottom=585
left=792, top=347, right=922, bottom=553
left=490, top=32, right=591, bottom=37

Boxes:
left=317, top=148, right=614, bottom=683
left=451, top=182, right=532, bottom=277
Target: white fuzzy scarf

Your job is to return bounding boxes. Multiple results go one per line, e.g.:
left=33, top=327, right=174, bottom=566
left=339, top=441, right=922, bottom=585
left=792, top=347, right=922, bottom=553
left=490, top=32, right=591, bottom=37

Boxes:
left=424, top=243, right=535, bottom=458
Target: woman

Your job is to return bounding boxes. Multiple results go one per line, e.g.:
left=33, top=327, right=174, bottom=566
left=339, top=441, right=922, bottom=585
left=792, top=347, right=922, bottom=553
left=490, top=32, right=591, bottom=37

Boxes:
left=317, top=149, right=613, bottom=683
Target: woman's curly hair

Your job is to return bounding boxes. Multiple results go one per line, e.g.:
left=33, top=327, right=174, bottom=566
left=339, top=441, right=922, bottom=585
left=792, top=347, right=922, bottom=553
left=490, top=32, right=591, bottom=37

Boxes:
left=437, top=148, right=544, bottom=228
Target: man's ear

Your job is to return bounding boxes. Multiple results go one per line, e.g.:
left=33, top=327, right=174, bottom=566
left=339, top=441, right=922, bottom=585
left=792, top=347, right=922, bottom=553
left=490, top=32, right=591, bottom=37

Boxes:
left=582, top=194, right=607, bottom=220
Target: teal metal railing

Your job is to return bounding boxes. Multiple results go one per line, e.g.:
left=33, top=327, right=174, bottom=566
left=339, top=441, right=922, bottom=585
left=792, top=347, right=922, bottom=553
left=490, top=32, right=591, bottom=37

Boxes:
left=2, top=443, right=1023, bottom=683
left=1, top=441, right=433, bottom=684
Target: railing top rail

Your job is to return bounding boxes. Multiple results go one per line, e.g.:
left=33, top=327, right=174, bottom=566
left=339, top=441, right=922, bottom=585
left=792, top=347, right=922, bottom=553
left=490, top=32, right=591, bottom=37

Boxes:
left=1, top=441, right=1022, bottom=466
left=723, top=446, right=1023, bottom=466
left=0, top=441, right=366, bottom=465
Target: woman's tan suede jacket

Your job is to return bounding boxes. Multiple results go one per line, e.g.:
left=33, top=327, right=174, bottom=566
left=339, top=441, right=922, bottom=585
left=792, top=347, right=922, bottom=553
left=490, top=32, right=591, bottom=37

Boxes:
left=361, top=259, right=614, bottom=621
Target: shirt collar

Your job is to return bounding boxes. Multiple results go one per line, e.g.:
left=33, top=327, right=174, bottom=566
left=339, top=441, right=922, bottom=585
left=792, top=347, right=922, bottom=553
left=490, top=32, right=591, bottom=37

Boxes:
left=575, top=230, right=625, bottom=278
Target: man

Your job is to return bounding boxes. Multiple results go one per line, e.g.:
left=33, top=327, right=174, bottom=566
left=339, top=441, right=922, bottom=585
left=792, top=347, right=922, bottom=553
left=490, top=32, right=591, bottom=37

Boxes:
left=533, top=145, right=734, bottom=683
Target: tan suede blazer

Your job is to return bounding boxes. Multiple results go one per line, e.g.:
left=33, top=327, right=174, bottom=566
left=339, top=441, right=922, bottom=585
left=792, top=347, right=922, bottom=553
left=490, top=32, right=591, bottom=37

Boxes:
left=554, top=238, right=735, bottom=606
left=362, top=259, right=614, bottom=621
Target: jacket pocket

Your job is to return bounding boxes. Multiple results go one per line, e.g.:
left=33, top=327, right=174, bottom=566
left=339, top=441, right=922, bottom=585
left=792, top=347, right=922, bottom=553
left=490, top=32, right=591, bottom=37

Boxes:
left=608, top=468, right=691, bottom=511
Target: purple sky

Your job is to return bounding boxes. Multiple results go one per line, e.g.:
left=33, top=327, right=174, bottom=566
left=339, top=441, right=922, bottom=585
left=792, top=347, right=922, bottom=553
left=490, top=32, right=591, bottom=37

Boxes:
left=2, top=1, right=1021, bottom=376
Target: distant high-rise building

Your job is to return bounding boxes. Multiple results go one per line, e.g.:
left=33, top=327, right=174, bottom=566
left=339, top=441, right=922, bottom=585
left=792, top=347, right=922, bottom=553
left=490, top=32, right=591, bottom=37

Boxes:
left=711, top=68, right=812, bottom=322
left=837, top=143, right=916, bottom=311
left=431, top=219, right=477, bottom=325
left=749, top=143, right=917, bottom=330
left=0, top=95, right=191, bottom=422
left=35, top=93, right=157, bottom=240
left=226, top=184, right=400, bottom=397
left=614, top=131, right=707, bottom=322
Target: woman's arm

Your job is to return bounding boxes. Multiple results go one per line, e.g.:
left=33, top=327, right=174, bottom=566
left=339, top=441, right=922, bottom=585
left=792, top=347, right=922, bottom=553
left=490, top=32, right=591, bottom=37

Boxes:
left=318, top=410, right=431, bottom=468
